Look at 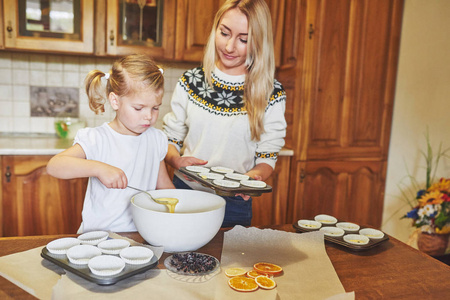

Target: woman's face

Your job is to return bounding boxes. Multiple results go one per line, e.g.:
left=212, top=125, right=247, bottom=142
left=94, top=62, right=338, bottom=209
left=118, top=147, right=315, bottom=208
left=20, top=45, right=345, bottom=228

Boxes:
left=215, top=7, right=249, bottom=75
left=108, top=87, right=162, bottom=136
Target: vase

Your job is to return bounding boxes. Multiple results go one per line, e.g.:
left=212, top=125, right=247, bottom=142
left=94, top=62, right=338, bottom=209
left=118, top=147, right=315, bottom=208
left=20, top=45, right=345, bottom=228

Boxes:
left=417, top=232, right=450, bottom=256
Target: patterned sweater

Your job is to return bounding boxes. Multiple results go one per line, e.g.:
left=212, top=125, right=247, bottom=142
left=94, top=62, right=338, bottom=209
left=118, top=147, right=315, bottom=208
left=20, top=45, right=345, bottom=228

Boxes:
left=163, top=66, right=286, bottom=174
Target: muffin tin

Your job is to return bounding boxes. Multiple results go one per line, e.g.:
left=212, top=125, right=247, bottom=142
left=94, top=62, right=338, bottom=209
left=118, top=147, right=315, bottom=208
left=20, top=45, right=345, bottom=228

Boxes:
left=293, top=214, right=389, bottom=251
left=179, top=166, right=272, bottom=196
left=41, top=234, right=158, bottom=285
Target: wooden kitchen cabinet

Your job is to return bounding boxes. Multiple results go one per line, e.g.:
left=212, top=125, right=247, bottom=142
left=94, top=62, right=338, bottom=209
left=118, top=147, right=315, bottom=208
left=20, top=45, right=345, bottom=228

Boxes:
left=2, top=0, right=94, bottom=54
left=277, top=0, right=404, bottom=227
left=290, top=160, right=386, bottom=227
left=251, top=155, right=291, bottom=226
left=174, top=0, right=301, bottom=67
left=98, top=0, right=176, bottom=59
left=1, top=155, right=87, bottom=237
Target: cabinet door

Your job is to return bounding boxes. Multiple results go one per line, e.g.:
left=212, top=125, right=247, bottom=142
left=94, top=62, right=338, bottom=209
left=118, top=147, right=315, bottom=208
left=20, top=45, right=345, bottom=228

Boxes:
left=174, top=0, right=297, bottom=64
left=2, top=0, right=94, bottom=53
left=290, top=160, right=386, bottom=228
left=1, top=156, right=87, bottom=237
left=105, top=0, right=175, bottom=59
left=252, top=156, right=291, bottom=226
left=174, top=0, right=224, bottom=62
left=295, top=0, right=403, bottom=160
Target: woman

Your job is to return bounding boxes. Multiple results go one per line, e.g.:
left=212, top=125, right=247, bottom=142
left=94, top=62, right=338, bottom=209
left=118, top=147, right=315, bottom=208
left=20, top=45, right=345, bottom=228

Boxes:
left=163, top=0, right=286, bottom=227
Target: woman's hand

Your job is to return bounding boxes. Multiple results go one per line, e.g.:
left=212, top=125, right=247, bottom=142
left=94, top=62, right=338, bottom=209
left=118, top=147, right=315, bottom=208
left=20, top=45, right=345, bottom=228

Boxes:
left=173, top=156, right=208, bottom=169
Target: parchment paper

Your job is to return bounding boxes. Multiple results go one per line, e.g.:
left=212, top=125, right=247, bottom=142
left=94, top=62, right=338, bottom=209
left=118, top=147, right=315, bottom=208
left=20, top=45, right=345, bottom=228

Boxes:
left=0, top=227, right=354, bottom=299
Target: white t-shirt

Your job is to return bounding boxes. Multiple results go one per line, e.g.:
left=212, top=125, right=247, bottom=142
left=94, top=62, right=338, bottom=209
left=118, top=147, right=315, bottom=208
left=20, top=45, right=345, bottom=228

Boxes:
left=74, top=123, right=168, bottom=233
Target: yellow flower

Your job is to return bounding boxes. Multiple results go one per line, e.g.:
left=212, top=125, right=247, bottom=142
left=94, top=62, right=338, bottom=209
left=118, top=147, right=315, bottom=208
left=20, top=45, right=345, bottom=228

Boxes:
left=428, top=178, right=450, bottom=193
left=418, top=190, right=444, bottom=206
left=435, top=224, right=450, bottom=235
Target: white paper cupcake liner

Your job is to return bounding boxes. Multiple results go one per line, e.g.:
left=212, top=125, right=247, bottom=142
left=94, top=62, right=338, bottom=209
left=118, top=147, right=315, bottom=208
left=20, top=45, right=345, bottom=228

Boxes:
left=320, top=227, right=345, bottom=237
left=120, top=246, right=154, bottom=265
left=359, top=228, right=385, bottom=239
left=199, top=172, right=224, bottom=180
left=297, top=219, right=322, bottom=230
left=336, top=222, right=360, bottom=232
left=343, top=234, right=370, bottom=245
left=186, top=166, right=210, bottom=173
left=78, top=231, right=109, bottom=246
left=46, top=237, right=81, bottom=255
left=225, top=173, right=249, bottom=181
left=212, top=179, right=240, bottom=188
left=211, top=166, right=234, bottom=174
left=240, top=180, right=267, bottom=188
left=98, top=239, right=130, bottom=255
left=314, top=214, right=338, bottom=225
left=88, top=255, right=125, bottom=276
left=66, top=245, right=102, bottom=265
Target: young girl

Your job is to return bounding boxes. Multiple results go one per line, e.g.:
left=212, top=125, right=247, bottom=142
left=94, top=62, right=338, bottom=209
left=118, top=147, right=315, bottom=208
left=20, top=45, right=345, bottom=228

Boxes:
left=163, top=0, right=287, bottom=227
left=47, top=54, right=174, bottom=233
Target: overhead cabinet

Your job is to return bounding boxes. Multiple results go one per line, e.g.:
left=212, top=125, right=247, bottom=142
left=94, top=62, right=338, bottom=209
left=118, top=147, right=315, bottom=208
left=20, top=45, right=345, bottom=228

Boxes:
left=2, top=0, right=94, bottom=53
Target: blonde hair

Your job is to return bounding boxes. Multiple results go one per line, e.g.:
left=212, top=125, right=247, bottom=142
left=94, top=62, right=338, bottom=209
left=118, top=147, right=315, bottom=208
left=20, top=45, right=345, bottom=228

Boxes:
left=85, top=54, right=164, bottom=114
left=203, top=0, right=275, bottom=141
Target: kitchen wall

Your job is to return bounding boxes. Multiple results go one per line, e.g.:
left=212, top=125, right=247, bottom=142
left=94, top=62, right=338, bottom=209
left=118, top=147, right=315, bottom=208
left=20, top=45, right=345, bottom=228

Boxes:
left=381, top=0, right=450, bottom=248
left=0, top=52, right=194, bottom=133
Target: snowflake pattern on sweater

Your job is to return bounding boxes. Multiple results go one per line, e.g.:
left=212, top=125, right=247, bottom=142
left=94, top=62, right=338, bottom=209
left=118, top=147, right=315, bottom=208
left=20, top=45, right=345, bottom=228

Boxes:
left=181, top=67, right=285, bottom=117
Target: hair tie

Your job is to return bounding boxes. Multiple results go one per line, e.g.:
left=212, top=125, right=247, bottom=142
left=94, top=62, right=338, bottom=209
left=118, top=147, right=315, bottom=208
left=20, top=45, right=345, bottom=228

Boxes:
left=104, top=72, right=110, bottom=80
left=158, top=68, right=164, bottom=75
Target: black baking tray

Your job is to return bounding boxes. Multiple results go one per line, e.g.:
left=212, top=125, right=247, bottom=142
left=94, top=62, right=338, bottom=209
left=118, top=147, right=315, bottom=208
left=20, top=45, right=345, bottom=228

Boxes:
left=179, top=167, right=272, bottom=197
left=41, top=247, right=158, bottom=285
left=292, top=222, right=389, bottom=251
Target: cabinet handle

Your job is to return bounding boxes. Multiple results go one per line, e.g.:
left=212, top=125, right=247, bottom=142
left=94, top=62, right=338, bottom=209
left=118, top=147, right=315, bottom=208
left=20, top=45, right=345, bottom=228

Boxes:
left=299, top=169, right=306, bottom=183
left=6, top=21, right=13, bottom=38
left=5, top=166, right=11, bottom=183
left=308, top=24, right=314, bottom=39
left=109, top=30, right=115, bottom=46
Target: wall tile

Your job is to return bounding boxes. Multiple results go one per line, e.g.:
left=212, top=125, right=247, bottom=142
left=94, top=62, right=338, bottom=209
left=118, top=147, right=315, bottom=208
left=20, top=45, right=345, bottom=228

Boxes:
left=0, top=51, right=187, bottom=134
left=12, top=69, right=30, bottom=85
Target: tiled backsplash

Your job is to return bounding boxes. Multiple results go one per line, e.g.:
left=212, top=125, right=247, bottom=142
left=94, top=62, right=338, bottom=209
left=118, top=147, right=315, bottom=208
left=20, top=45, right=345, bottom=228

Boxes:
left=0, top=51, right=195, bottom=134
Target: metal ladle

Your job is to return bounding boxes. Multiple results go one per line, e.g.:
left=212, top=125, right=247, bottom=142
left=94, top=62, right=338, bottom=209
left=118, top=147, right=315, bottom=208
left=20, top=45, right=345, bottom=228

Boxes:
left=128, top=186, right=178, bottom=213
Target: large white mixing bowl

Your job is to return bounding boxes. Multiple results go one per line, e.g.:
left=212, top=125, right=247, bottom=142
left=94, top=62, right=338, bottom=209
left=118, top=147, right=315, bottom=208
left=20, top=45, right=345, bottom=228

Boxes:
left=131, top=189, right=226, bottom=253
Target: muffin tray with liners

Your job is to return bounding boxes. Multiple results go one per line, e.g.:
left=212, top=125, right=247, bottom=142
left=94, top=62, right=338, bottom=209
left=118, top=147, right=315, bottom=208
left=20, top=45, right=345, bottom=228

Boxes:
left=179, top=166, right=272, bottom=197
left=292, top=214, right=389, bottom=251
left=41, top=232, right=158, bottom=285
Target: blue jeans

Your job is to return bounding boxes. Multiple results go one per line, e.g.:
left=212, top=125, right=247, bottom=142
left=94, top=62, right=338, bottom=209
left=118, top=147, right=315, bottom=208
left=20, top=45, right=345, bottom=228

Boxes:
left=173, top=176, right=252, bottom=228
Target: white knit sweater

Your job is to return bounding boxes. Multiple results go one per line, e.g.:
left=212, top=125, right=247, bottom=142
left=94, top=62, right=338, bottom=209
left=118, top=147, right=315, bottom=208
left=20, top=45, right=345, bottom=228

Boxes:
left=163, top=67, right=286, bottom=174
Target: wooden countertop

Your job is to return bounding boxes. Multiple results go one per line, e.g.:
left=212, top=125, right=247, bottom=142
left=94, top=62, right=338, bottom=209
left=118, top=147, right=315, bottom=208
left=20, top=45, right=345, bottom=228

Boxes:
left=1, top=224, right=449, bottom=299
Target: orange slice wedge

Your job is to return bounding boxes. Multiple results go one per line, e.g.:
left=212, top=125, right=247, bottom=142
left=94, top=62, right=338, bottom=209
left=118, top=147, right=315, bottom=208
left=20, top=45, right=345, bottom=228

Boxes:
left=253, top=262, right=283, bottom=275
left=228, top=276, right=259, bottom=292
left=255, top=275, right=277, bottom=290
left=225, top=267, right=247, bottom=277
left=246, top=270, right=262, bottom=278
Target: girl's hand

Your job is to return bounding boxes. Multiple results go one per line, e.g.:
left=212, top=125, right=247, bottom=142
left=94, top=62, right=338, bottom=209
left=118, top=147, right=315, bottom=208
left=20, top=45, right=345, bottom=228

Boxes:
left=96, top=165, right=128, bottom=189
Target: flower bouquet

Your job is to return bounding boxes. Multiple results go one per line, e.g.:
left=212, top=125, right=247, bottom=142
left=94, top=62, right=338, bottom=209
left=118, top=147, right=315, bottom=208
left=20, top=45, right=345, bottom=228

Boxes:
left=399, top=131, right=450, bottom=255
left=403, top=178, right=450, bottom=235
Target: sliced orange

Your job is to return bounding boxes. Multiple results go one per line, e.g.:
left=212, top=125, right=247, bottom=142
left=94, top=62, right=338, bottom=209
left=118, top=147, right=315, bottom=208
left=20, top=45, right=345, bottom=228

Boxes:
left=225, top=267, right=247, bottom=277
left=255, top=275, right=277, bottom=290
left=228, top=276, right=259, bottom=292
left=246, top=270, right=262, bottom=278
left=253, top=262, right=283, bottom=275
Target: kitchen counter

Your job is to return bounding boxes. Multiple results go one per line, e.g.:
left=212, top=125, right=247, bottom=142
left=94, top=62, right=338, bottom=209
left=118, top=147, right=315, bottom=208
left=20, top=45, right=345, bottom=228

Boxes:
left=0, top=134, right=294, bottom=156
left=0, top=224, right=449, bottom=299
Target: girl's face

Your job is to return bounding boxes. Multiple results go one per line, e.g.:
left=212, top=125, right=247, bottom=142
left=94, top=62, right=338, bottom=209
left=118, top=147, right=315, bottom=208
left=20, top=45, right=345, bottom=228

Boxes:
left=215, top=7, right=249, bottom=75
left=108, top=87, right=162, bottom=136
